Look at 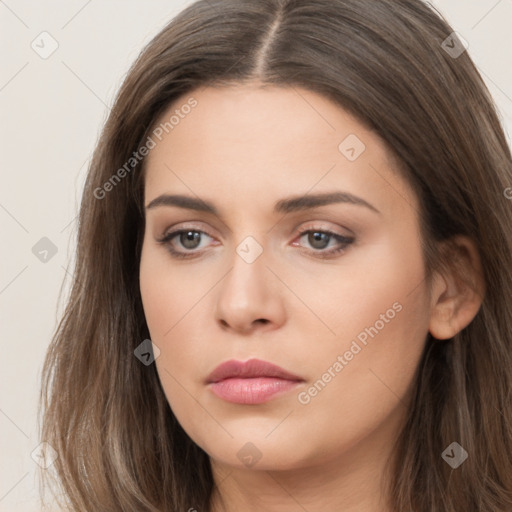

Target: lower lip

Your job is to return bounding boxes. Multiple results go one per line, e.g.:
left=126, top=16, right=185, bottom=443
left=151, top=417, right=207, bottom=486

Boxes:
left=209, top=377, right=302, bottom=404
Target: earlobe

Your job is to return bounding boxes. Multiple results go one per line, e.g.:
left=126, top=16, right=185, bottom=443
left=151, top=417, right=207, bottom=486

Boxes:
left=428, top=236, right=485, bottom=340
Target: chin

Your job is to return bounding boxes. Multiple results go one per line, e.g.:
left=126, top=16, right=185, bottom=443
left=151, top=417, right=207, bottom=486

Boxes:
left=196, top=430, right=320, bottom=471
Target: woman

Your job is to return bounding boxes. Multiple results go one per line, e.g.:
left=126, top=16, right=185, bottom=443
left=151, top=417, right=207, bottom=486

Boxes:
left=40, top=0, right=512, bottom=510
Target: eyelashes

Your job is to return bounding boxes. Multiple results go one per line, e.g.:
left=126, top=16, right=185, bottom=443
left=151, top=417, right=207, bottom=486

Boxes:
left=292, top=229, right=354, bottom=259
left=157, top=229, right=215, bottom=259
left=156, top=227, right=355, bottom=260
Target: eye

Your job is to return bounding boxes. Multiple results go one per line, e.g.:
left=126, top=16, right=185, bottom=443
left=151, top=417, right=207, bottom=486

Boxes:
left=293, top=229, right=354, bottom=258
left=157, top=229, right=216, bottom=259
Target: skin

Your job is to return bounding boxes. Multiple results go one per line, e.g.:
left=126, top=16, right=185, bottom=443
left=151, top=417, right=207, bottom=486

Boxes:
left=139, top=83, right=483, bottom=512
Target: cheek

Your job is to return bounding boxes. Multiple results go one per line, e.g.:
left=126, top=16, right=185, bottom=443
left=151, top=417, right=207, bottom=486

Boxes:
left=286, top=229, right=428, bottom=344
left=291, top=231, right=431, bottom=412
left=295, top=235, right=431, bottom=429
left=297, top=290, right=429, bottom=457
left=139, top=242, right=219, bottom=386
left=139, top=241, right=212, bottom=339
left=139, top=246, right=207, bottom=421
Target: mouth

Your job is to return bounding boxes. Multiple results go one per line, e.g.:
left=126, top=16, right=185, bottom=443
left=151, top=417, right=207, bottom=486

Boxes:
left=206, top=358, right=305, bottom=405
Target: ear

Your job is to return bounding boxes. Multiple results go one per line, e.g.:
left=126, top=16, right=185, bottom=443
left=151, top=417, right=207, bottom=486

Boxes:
left=428, top=236, right=485, bottom=340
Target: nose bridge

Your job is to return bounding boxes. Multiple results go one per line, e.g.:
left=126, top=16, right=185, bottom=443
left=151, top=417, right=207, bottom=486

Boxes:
left=223, top=233, right=270, bottom=302
left=214, top=231, right=285, bottom=331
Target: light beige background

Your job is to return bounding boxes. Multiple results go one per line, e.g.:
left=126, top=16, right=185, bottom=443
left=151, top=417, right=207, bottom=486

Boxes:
left=1, top=1, right=511, bottom=510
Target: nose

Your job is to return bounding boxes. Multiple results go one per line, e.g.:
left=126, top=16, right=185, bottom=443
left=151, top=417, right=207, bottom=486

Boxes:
left=214, top=245, right=286, bottom=334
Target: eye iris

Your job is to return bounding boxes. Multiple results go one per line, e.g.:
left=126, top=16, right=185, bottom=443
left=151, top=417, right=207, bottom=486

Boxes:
left=308, top=232, right=330, bottom=249
left=180, top=231, right=201, bottom=249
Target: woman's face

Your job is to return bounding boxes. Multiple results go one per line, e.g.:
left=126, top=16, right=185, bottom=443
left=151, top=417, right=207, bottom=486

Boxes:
left=139, top=83, right=433, bottom=472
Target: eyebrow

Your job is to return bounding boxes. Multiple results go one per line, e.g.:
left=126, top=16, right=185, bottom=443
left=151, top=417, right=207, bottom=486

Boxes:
left=145, top=191, right=380, bottom=215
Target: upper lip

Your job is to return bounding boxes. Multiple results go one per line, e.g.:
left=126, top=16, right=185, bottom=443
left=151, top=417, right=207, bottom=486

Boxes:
left=206, top=358, right=304, bottom=384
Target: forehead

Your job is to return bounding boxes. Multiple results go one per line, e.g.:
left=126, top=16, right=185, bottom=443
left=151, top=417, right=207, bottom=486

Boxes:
left=143, top=83, right=416, bottom=218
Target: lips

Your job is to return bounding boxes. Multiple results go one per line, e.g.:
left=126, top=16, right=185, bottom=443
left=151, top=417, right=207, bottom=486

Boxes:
left=206, top=358, right=303, bottom=384
left=206, top=358, right=304, bottom=405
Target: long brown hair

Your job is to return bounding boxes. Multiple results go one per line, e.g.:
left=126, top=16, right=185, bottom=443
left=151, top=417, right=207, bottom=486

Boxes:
left=40, top=0, right=512, bottom=510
